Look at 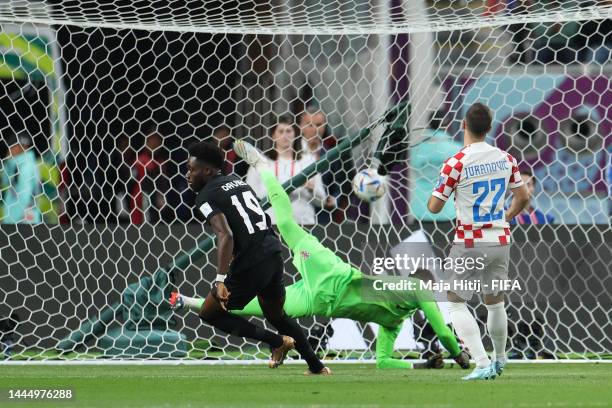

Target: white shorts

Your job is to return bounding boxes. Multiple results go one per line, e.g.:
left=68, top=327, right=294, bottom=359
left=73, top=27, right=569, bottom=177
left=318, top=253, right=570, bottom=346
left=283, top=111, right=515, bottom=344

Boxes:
left=445, top=243, right=511, bottom=301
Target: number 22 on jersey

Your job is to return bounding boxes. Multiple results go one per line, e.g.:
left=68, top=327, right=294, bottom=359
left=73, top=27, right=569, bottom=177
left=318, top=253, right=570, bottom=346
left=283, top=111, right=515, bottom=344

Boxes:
left=472, top=177, right=505, bottom=222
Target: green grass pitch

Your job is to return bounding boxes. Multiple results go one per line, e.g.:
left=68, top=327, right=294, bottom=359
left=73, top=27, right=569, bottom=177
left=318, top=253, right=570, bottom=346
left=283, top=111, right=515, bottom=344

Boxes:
left=1, top=363, right=611, bottom=408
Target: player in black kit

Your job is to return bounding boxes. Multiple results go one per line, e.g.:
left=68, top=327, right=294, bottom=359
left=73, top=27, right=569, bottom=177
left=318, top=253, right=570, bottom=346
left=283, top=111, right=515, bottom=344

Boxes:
left=185, top=141, right=329, bottom=375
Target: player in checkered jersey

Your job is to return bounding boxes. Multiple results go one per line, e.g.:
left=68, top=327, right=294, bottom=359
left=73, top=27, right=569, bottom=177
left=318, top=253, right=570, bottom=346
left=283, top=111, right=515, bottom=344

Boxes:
left=428, top=103, right=530, bottom=380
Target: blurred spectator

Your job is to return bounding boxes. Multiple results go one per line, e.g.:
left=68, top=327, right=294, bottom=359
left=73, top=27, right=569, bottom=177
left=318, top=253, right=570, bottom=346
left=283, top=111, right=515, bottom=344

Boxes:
left=484, top=0, right=505, bottom=16
left=109, top=134, right=136, bottom=223
left=37, top=157, right=61, bottom=224
left=575, top=0, right=612, bottom=64
left=507, top=0, right=534, bottom=64
left=246, top=114, right=326, bottom=225
left=534, top=22, right=579, bottom=64
left=63, top=137, right=114, bottom=224
left=212, top=125, right=247, bottom=177
left=298, top=106, right=355, bottom=222
left=0, top=132, right=41, bottom=224
left=0, top=312, right=19, bottom=358
left=511, top=170, right=554, bottom=224
left=131, top=130, right=172, bottom=224
left=409, top=111, right=462, bottom=222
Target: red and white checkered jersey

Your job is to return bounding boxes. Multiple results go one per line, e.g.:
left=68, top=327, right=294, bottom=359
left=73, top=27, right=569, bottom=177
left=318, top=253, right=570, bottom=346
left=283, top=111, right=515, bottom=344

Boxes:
left=431, top=142, right=523, bottom=247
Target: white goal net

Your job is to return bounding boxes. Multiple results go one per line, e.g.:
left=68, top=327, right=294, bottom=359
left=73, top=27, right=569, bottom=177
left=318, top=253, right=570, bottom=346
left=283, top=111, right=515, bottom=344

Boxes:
left=0, top=0, right=610, bottom=362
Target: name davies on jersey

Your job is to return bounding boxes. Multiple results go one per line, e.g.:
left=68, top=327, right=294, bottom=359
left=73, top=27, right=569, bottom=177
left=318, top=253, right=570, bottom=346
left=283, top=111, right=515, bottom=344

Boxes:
left=221, top=179, right=248, bottom=191
left=372, top=279, right=522, bottom=293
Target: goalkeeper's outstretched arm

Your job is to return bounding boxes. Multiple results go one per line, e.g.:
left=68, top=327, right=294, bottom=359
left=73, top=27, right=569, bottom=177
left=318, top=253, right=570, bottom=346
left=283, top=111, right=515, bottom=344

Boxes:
left=419, top=300, right=461, bottom=356
left=375, top=303, right=466, bottom=369
left=418, top=300, right=470, bottom=369
left=376, top=325, right=413, bottom=369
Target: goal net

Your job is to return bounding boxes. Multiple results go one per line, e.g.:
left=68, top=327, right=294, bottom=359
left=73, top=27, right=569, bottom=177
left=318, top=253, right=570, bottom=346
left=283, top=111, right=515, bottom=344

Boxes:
left=0, top=0, right=610, bottom=362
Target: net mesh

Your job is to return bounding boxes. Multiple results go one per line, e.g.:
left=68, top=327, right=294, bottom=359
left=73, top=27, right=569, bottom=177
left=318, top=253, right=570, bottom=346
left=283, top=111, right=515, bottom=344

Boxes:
left=0, top=0, right=610, bottom=362
left=1, top=1, right=610, bottom=34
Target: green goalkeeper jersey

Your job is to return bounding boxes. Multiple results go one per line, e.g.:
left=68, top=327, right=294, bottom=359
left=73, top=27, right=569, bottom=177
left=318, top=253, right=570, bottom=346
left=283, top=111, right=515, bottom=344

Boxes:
left=239, top=269, right=421, bottom=327
left=233, top=167, right=461, bottom=368
left=276, top=229, right=440, bottom=333
left=329, top=270, right=420, bottom=328
left=236, top=269, right=460, bottom=365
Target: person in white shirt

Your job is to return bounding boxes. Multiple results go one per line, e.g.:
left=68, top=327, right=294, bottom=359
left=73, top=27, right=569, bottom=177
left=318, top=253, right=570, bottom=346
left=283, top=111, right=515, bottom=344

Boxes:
left=428, top=102, right=530, bottom=381
left=298, top=106, right=356, bottom=224
left=299, top=108, right=335, bottom=211
left=246, top=115, right=326, bottom=225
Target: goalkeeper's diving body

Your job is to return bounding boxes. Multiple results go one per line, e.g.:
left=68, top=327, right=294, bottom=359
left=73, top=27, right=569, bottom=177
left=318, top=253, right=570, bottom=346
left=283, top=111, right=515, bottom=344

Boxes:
left=172, top=140, right=469, bottom=370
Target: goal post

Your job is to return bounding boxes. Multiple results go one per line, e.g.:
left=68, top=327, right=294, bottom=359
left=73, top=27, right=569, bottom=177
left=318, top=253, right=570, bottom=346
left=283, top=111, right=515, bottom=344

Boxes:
left=0, top=1, right=610, bottom=363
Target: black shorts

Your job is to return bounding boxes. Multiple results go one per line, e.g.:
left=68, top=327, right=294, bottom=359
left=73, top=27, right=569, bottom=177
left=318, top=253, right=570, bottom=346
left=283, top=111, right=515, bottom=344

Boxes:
left=224, top=252, right=285, bottom=310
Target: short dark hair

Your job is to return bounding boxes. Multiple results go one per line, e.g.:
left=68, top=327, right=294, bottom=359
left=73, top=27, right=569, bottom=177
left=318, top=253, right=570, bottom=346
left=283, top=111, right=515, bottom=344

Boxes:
left=213, top=125, right=230, bottom=135
left=5, top=131, right=31, bottom=147
left=4, top=131, right=18, bottom=147
left=465, top=103, right=493, bottom=138
left=188, top=140, right=224, bottom=169
left=274, top=113, right=296, bottom=131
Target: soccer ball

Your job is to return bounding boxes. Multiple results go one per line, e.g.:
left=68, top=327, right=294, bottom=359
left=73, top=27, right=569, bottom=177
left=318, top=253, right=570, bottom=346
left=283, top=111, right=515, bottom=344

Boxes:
left=352, top=168, right=386, bottom=202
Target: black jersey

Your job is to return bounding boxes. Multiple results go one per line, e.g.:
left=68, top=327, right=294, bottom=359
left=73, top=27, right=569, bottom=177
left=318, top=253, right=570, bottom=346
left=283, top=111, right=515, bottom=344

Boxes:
left=195, top=173, right=282, bottom=273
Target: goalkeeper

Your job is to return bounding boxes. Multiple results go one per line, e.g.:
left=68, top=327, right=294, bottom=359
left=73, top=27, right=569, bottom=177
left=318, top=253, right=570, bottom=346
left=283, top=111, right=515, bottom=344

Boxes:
left=171, top=140, right=469, bottom=370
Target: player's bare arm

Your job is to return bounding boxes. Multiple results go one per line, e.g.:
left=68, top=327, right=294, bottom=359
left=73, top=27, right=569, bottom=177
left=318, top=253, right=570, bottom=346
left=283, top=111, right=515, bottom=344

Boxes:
left=505, top=183, right=530, bottom=222
left=209, top=212, right=234, bottom=309
left=427, top=195, right=446, bottom=214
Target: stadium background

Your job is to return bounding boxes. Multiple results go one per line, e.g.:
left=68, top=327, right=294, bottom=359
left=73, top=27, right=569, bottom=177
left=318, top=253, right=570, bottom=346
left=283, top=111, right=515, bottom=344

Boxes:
left=0, top=6, right=609, bottom=226
left=0, top=0, right=610, bottom=361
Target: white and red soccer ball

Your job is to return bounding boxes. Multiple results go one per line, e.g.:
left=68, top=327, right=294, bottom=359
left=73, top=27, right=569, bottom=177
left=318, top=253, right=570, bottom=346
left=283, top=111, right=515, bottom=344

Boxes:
left=352, top=168, right=386, bottom=202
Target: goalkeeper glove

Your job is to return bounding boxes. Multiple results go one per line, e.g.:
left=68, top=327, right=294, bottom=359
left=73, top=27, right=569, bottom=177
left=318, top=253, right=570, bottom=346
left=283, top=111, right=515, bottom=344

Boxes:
left=452, top=350, right=471, bottom=369
left=413, top=353, right=444, bottom=369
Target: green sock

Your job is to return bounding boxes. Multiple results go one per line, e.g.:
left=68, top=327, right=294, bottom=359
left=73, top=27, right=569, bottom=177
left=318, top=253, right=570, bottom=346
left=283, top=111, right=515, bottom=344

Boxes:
left=377, top=358, right=413, bottom=369
left=181, top=294, right=205, bottom=312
